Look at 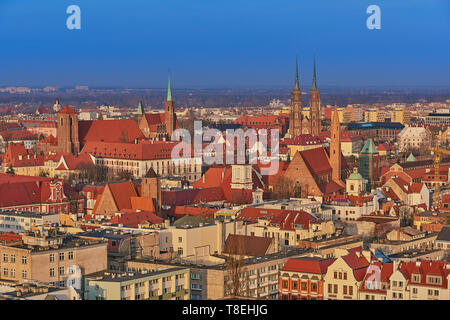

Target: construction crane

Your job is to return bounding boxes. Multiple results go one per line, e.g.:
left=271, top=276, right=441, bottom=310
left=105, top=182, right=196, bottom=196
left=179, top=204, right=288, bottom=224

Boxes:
left=431, top=134, right=450, bottom=209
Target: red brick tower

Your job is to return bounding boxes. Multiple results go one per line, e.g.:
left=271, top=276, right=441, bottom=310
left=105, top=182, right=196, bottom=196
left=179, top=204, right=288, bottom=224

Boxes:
left=310, top=57, right=321, bottom=136
left=57, top=106, right=80, bottom=154
left=330, top=107, right=344, bottom=186
left=289, top=57, right=302, bottom=138
left=165, top=73, right=175, bottom=140
left=141, top=168, right=161, bottom=213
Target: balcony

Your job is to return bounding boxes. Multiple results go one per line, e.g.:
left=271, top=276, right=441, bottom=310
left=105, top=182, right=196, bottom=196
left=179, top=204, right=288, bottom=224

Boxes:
left=176, top=289, right=189, bottom=297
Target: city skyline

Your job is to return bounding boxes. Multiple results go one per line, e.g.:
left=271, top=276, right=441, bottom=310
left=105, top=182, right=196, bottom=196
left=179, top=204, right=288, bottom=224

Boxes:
left=0, top=0, right=449, bottom=87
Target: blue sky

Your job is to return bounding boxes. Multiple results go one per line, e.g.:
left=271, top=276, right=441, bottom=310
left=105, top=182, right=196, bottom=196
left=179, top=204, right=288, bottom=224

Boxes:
left=0, top=0, right=449, bottom=88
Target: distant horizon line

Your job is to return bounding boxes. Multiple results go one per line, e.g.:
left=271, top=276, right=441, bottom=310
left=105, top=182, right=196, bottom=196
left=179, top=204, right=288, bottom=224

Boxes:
left=2, top=84, right=450, bottom=90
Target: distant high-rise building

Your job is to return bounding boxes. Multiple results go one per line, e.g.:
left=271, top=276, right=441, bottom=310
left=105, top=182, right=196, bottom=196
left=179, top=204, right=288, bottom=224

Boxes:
left=364, top=108, right=385, bottom=122
left=391, top=107, right=411, bottom=125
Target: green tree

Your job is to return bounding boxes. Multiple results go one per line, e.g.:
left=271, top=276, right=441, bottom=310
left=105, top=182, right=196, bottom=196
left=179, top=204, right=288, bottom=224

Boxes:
left=39, top=171, right=49, bottom=177
left=6, top=165, right=15, bottom=175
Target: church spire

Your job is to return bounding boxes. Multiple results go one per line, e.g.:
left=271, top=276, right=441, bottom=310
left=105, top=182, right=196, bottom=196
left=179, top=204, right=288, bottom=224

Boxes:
left=294, top=56, right=300, bottom=90
left=167, top=71, right=173, bottom=102
left=330, top=106, right=344, bottom=187
left=136, top=101, right=144, bottom=115
left=312, top=56, right=317, bottom=91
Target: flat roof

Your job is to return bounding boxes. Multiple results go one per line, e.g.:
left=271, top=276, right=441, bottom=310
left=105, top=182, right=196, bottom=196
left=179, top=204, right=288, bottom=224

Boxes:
left=347, top=122, right=404, bottom=130
left=2, top=234, right=107, bottom=252
left=85, top=267, right=188, bottom=282
left=427, top=113, right=450, bottom=117
left=0, top=210, right=59, bottom=219
left=130, top=248, right=310, bottom=270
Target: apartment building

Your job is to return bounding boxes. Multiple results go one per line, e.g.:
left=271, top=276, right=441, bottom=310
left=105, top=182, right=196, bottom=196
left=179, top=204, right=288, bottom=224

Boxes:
left=0, top=227, right=107, bottom=286
left=80, top=228, right=161, bottom=271
left=323, top=194, right=379, bottom=222
left=387, top=260, right=450, bottom=300
left=279, top=257, right=334, bottom=300
left=158, top=218, right=246, bottom=258
left=323, top=248, right=372, bottom=300
left=250, top=213, right=335, bottom=247
left=126, top=248, right=308, bottom=300
left=0, top=210, right=60, bottom=234
left=84, top=267, right=190, bottom=300
left=391, top=107, right=411, bottom=125
left=364, top=108, right=385, bottom=122
left=369, top=232, right=438, bottom=255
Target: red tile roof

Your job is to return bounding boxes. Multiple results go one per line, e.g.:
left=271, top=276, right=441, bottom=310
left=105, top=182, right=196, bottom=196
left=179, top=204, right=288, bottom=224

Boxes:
left=109, top=209, right=163, bottom=227
left=144, top=113, right=179, bottom=131
left=1, top=143, right=45, bottom=167
left=0, top=232, right=22, bottom=243
left=299, top=147, right=332, bottom=175
left=223, top=234, right=273, bottom=257
left=78, top=119, right=145, bottom=145
left=390, top=177, right=425, bottom=194
left=341, top=248, right=372, bottom=281
left=162, top=187, right=225, bottom=206
left=360, top=262, right=394, bottom=293
left=0, top=174, right=68, bottom=208
left=108, top=181, right=138, bottom=211
left=58, top=106, right=77, bottom=114
left=398, top=260, right=450, bottom=289
left=282, top=257, right=335, bottom=274
left=173, top=206, right=219, bottom=218
left=81, top=140, right=191, bottom=161
left=269, top=210, right=318, bottom=231
left=56, top=153, right=94, bottom=171
left=192, top=165, right=265, bottom=204
left=0, top=130, right=34, bottom=140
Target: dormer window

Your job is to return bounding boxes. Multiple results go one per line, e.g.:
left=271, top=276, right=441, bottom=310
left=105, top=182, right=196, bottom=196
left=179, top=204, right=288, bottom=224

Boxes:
left=412, top=274, right=421, bottom=283
left=427, top=276, right=442, bottom=285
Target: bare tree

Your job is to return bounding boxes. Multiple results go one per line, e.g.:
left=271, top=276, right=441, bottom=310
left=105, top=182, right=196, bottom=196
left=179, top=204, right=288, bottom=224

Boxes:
left=225, top=236, right=249, bottom=298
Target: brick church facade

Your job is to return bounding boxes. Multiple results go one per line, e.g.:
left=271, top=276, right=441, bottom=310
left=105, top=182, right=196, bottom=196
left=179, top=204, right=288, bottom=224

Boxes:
left=283, top=108, right=349, bottom=197
left=39, top=75, right=178, bottom=156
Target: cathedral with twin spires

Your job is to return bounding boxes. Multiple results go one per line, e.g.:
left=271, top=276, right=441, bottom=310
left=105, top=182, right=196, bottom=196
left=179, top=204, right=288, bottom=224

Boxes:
left=288, top=57, right=321, bottom=138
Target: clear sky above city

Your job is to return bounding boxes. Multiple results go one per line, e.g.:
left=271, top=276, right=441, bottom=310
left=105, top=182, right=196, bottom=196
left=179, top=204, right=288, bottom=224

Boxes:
left=0, top=0, right=449, bottom=88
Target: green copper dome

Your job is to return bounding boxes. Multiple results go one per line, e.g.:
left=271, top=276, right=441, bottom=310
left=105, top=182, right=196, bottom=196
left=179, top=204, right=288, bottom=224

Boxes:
left=348, top=172, right=364, bottom=180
